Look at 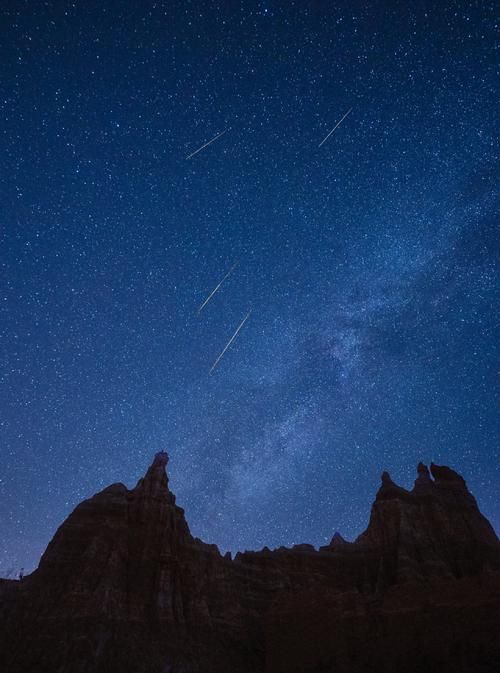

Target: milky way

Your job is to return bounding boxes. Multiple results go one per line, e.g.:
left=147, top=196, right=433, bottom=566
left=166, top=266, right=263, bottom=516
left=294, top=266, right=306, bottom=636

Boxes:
left=0, top=1, right=498, bottom=574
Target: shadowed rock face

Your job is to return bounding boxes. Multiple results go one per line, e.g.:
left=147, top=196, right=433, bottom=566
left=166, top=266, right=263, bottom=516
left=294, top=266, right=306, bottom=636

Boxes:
left=1, top=454, right=499, bottom=673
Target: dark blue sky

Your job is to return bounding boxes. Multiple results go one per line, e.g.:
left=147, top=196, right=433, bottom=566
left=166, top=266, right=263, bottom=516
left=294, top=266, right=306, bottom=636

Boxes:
left=1, top=0, right=498, bottom=573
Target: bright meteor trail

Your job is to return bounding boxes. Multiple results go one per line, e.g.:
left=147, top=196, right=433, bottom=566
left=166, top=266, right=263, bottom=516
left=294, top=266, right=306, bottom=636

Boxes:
left=186, top=129, right=228, bottom=159
left=209, top=310, right=252, bottom=374
left=198, top=262, right=238, bottom=313
left=318, top=108, right=352, bottom=147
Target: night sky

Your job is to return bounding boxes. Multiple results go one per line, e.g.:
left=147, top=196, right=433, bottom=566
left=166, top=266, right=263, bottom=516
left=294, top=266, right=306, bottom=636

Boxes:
left=1, top=1, right=498, bottom=575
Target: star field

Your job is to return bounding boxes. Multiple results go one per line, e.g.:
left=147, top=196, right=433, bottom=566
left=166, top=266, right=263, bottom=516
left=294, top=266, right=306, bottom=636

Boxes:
left=0, top=0, right=498, bottom=574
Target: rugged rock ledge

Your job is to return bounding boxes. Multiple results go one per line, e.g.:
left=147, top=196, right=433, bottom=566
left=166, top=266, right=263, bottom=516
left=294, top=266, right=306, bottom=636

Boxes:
left=1, top=453, right=499, bottom=673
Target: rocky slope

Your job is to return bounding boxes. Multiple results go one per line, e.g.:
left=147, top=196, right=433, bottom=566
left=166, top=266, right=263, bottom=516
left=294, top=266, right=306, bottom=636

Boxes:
left=1, top=453, right=499, bottom=673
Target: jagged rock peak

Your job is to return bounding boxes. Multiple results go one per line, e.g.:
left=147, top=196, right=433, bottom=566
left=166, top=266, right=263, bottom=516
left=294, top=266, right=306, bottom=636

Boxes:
left=413, top=462, right=433, bottom=492
left=417, top=462, right=430, bottom=476
left=330, top=531, right=347, bottom=546
left=381, top=470, right=395, bottom=486
left=430, top=462, right=467, bottom=489
left=134, top=451, right=174, bottom=501
left=152, top=450, right=170, bottom=468
left=376, top=470, right=411, bottom=501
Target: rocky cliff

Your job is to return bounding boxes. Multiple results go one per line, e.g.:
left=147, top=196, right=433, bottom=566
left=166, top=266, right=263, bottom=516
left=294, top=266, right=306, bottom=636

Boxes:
left=1, top=453, right=499, bottom=673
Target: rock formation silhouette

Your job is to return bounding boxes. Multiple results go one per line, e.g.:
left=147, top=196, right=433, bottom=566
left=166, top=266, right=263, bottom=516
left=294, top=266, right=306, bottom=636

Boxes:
left=0, top=453, right=499, bottom=672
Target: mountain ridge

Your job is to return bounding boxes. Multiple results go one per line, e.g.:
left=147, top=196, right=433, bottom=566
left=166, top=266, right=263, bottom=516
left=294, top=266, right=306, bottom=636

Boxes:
left=1, top=452, right=499, bottom=673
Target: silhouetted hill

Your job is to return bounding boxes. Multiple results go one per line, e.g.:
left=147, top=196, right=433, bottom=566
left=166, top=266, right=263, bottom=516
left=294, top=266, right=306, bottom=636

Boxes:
left=1, top=452, right=499, bottom=672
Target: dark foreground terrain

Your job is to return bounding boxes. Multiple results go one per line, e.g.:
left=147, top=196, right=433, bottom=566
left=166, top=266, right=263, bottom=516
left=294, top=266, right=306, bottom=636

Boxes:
left=1, top=453, right=499, bottom=673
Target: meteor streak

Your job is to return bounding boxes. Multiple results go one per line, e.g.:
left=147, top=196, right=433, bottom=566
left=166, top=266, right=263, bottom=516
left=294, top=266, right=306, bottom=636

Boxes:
left=210, top=310, right=252, bottom=374
left=186, top=129, right=228, bottom=159
left=198, top=262, right=238, bottom=313
left=318, top=108, right=352, bottom=147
